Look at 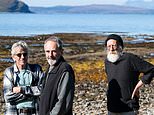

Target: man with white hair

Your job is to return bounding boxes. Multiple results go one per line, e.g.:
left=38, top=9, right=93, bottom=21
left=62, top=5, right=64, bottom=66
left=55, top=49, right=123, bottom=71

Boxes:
left=3, top=41, right=43, bottom=115
left=104, top=34, right=154, bottom=115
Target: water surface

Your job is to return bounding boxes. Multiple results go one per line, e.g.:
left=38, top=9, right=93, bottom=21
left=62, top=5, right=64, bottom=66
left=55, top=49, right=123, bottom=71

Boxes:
left=0, top=13, right=154, bottom=36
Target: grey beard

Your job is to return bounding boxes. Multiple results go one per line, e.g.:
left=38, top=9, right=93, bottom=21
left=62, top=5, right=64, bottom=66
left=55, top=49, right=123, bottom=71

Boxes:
left=47, top=59, right=57, bottom=66
left=107, top=52, right=122, bottom=63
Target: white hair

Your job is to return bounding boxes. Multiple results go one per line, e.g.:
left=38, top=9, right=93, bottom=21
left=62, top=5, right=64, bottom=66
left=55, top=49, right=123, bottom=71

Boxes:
left=11, top=41, right=28, bottom=56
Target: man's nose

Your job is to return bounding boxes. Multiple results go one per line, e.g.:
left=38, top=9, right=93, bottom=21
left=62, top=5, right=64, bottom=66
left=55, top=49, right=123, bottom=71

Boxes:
left=49, top=51, right=53, bottom=56
left=111, top=46, right=115, bottom=51
left=108, top=45, right=115, bottom=51
left=21, top=54, right=25, bottom=58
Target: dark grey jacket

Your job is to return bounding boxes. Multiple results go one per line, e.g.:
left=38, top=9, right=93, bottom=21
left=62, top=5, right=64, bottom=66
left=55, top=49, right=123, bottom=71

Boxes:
left=105, top=53, right=154, bottom=112
left=39, top=56, right=75, bottom=115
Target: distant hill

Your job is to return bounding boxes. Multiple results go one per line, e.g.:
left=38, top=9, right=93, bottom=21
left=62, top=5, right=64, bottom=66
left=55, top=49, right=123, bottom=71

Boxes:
left=30, top=4, right=154, bottom=14
left=125, top=0, right=154, bottom=9
left=0, top=0, right=31, bottom=13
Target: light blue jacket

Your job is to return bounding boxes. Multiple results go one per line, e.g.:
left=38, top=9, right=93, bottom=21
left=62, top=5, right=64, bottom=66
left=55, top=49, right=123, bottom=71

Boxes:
left=3, top=63, right=43, bottom=115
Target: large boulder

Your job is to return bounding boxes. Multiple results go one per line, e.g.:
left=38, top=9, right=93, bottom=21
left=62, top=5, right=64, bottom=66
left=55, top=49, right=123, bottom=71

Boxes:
left=0, top=0, right=31, bottom=13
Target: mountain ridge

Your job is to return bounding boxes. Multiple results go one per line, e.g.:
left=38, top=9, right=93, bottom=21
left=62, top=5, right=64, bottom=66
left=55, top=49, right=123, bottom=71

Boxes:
left=30, top=4, right=154, bottom=14
left=125, top=0, right=154, bottom=9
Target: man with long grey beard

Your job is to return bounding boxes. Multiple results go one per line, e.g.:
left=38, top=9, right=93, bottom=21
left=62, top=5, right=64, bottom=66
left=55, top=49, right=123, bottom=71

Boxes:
left=104, top=34, right=154, bottom=115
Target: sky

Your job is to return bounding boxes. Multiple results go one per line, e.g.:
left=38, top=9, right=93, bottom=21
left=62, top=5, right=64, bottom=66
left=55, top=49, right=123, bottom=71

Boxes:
left=21, top=0, right=128, bottom=7
left=21, top=0, right=154, bottom=7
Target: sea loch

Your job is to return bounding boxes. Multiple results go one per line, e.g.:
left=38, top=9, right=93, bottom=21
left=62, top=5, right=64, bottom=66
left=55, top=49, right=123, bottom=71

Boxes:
left=0, top=13, right=154, bottom=36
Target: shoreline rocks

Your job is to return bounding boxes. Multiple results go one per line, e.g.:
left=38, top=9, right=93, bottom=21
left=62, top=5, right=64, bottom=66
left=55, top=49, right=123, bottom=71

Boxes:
left=73, top=80, right=154, bottom=115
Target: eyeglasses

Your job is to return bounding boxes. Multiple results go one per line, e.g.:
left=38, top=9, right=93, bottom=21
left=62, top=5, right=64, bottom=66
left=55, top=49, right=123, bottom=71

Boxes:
left=106, top=44, right=117, bottom=50
left=15, top=53, right=28, bottom=58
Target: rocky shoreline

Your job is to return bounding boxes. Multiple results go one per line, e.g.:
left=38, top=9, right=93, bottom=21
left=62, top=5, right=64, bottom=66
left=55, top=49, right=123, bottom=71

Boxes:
left=73, top=80, right=154, bottom=115
left=0, top=33, right=154, bottom=114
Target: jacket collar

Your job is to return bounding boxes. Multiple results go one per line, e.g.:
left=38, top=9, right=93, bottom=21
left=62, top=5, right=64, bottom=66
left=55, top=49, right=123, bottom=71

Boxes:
left=13, top=63, right=31, bottom=73
left=47, top=56, right=65, bottom=74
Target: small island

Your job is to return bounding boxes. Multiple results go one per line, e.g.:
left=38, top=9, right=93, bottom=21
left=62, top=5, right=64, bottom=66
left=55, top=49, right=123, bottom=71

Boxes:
left=0, top=0, right=31, bottom=13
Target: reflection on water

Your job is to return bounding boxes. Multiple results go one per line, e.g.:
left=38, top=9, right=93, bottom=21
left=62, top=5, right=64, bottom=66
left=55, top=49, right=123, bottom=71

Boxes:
left=96, top=33, right=154, bottom=45
left=0, top=58, right=13, bottom=62
left=30, top=44, right=43, bottom=47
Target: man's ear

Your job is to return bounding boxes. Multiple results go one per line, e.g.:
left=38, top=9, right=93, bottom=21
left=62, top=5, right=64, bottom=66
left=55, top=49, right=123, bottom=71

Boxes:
left=12, top=56, right=16, bottom=62
left=61, top=49, right=64, bottom=54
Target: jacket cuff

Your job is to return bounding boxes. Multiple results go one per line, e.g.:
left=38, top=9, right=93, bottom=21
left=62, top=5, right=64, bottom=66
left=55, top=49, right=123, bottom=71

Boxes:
left=21, top=86, right=26, bottom=94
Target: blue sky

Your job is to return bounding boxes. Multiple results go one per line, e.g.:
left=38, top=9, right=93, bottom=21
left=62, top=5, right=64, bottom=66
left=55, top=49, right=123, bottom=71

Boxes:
left=22, top=0, right=128, bottom=7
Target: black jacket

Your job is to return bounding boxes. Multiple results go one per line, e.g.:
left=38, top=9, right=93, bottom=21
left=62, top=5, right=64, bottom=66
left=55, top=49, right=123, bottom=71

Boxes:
left=39, top=56, right=75, bottom=115
left=105, top=53, right=154, bottom=112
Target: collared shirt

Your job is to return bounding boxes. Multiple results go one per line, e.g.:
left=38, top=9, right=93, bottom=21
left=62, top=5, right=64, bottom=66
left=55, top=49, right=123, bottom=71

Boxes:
left=16, top=69, right=34, bottom=109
